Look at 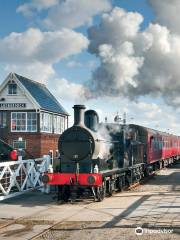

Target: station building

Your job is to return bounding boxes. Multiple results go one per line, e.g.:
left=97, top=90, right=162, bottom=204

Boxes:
left=0, top=72, right=69, bottom=160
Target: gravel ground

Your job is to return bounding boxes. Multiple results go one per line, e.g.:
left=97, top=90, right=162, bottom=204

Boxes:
left=131, top=164, right=180, bottom=193
left=38, top=222, right=180, bottom=240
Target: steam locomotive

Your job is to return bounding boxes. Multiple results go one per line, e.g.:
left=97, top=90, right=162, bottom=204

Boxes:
left=42, top=105, right=180, bottom=201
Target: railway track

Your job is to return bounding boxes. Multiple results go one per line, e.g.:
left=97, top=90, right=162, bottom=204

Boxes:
left=30, top=173, right=159, bottom=239
left=29, top=199, right=98, bottom=240
left=0, top=199, right=94, bottom=239
left=30, top=166, right=176, bottom=239
left=0, top=164, right=179, bottom=240
left=0, top=184, right=140, bottom=239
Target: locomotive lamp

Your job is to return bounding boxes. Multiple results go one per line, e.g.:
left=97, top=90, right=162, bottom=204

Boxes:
left=42, top=174, right=50, bottom=184
left=87, top=176, right=96, bottom=184
left=94, top=164, right=99, bottom=173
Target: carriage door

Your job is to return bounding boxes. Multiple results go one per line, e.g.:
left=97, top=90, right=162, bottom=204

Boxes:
left=149, top=135, right=154, bottom=162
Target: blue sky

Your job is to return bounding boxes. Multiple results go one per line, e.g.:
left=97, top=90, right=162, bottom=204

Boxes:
left=0, top=0, right=154, bottom=35
left=0, top=1, right=26, bottom=37
left=0, top=0, right=154, bottom=85
left=0, top=0, right=180, bottom=133
left=113, top=0, right=154, bottom=27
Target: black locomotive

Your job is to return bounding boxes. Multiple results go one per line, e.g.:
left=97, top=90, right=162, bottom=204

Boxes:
left=42, top=105, right=179, bottom=202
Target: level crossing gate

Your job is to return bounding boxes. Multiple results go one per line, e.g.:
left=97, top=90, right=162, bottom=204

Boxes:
left=0, top=155, right=50, bottom=200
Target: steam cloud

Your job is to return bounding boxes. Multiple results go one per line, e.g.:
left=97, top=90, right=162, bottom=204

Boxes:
left=86, top=4, right=180, bottom=107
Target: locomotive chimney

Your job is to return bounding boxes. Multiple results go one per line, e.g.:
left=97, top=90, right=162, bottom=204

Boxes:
left=73, top=105, right=86, bottom=126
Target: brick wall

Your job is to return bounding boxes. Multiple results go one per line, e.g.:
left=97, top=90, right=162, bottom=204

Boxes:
left=0, top=110, right=64, bottom=159
left=39, top=133, right=60, bottom=157
left=6, top=132, right=60, bottom=159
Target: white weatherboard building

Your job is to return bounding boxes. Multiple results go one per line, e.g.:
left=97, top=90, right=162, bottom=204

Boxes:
left=0, top=72, right=68, bottom=160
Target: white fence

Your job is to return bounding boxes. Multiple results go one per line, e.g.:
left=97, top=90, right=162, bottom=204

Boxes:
left=0, top=155, right=50, bottom=201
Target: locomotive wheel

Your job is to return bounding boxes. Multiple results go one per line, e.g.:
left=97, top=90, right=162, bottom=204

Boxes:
left=58, top=186, right=70, bottom=202
left=96, top=181, right=106, bottom=202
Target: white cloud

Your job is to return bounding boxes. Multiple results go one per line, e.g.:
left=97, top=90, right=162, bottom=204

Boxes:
left=17, top=0, right=111, bottom=30
left=17, top=0, right=59, bottom=17
left=43, top=0, right=111, bottom=29
left=4, top=62, right=55, bottom=83
left=149, top=0, right=180, bottom=34
left=0, top=28, right=88, bottom=82
left=87, top=8, right=144, bottom=98
left=0, top=28, right=88, bottom=64
left=130, top=101, right=180, bottom=134
left=86, top=7, right=180, bottom=107
left=90, top=98, right=180, bottom=134
left=88, top=7, right=143, bottom=54
left=48, top=78, right=88, bottom=102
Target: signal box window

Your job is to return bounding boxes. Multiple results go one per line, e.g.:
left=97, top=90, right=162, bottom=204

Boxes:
left=40, top=112, right=52, bottom=133
left=11, top=112, right=37, bottom=132
left=8, top=83, right=17, bottom=95
left=0, top=112, right=7, bottom=128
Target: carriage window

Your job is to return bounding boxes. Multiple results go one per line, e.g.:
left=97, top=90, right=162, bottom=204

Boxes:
left=159, top=141, right=162, bottom=149
left=153, top=137, right=157, bottom=149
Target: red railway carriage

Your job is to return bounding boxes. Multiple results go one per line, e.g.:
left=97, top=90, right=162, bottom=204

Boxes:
left=129, top=124, right=180, bottom=165
left=171, top=135, right=180, bottom=157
